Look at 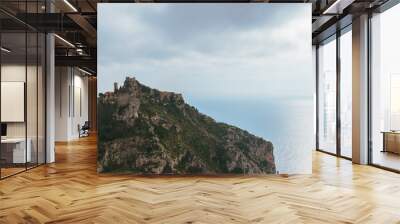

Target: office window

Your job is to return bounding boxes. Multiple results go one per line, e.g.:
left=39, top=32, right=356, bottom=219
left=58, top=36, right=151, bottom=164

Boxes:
left=318, top=36, right=337, bottom=154
left=371, top=4, right=400, bottom=171
left=340, top=28, right=352, bottom=158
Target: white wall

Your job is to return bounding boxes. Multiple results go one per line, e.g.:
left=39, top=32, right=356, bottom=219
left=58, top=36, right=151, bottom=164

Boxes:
left=55, top=67, right=89, bottom=141
left=72, top=73, right=89, bottom=138
left=55, top=66, right=70, bottom=141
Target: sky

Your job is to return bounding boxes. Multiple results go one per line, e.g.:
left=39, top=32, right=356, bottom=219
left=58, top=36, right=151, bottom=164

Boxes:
left=98, top=4, right=312, bottom=101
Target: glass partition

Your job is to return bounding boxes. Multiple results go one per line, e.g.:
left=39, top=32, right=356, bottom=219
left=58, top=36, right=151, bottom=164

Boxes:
left=1, top=31, right=28, bottom=177
left=0, top=2, right=46, bottom=179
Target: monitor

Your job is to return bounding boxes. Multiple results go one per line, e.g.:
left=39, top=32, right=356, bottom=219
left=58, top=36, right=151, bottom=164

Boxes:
left=1, top=123, right=7, bottom=137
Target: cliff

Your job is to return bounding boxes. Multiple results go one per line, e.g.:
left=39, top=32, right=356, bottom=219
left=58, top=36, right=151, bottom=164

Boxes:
left=98, top=77, right=276, bottom=174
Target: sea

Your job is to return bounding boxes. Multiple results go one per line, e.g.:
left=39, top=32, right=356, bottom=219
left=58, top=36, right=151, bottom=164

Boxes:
left=186, top=97, right=314, bottom=174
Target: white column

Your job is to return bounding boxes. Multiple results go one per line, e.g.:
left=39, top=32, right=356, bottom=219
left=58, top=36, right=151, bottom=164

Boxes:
left=352, top=14, right=369, bottom=164
left=46, top=32, right=55, bottom=163
left=45, top=0, right=56, bottom=163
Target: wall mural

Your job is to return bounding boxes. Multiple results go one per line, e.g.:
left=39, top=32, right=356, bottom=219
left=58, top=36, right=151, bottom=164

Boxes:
left=98, top=4, right=313, bottom=175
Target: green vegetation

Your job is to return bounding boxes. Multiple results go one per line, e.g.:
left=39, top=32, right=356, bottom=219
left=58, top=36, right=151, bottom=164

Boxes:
left=97, top=77, right=276, bottom=174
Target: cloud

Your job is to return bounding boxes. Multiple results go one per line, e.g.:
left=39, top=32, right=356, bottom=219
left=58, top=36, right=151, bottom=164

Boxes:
left=98, top=3, right=312, bottom=100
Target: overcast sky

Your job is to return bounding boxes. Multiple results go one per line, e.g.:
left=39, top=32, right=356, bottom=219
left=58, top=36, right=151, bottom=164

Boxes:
left=98, top=4, right=312, bottom=101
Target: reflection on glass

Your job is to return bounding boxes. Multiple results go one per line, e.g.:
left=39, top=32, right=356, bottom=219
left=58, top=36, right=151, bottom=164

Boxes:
left=371, top=4, right=400, bottom=171
left=340, top=29, right=352, bottom=158
left=318, top=37, right=337, bottom=154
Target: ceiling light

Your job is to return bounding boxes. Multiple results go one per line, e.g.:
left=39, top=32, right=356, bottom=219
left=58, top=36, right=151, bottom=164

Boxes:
left=78, top=67, right=92, bottom=76
left=54, top=34, right=75, bottom=48
left=76, top=48, right=85, bottom=56
left=1, top=47, right=11, bottom=53
left=323, top=0, right=355, bottom=15
left=63, top=0, right=78, bottom=12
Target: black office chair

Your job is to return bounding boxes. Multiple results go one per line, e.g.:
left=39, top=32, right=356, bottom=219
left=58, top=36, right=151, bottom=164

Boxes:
left=79, top=121, right=90, bottom=138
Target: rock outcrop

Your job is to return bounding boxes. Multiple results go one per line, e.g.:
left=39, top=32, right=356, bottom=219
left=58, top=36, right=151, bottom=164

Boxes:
left=98, top=77, right=276, bottom=174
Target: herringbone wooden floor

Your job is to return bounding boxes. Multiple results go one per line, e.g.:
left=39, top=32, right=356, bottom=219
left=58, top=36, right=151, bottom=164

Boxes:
left=1, top=135, right=400, bottom=224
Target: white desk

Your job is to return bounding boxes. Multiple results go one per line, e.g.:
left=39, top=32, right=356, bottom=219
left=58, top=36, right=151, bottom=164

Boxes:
left=1, top=138, right=31, bottom=163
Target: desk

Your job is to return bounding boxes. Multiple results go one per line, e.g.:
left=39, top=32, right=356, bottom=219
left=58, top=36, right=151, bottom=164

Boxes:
left=1, top=138, right=31, bottom=163
left=382, top=131, right=400, bottom=154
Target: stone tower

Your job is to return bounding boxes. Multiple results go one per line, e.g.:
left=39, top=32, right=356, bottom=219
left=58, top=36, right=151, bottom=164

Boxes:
left=114, top=82, right=118, bottom=92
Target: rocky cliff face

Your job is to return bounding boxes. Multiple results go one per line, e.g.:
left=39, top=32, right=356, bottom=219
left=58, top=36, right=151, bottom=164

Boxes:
left=98, top=77, right=276, bottom=174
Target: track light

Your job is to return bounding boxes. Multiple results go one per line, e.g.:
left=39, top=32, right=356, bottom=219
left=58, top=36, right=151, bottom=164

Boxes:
left=63, top=0, right=78, bottom=12
left=76, top=48, right=83, bottom=55
left=78, top=67, right=93, bottom=76
left=54, top=34, right=75, bottom=48
left=323, top=0, right=354, bottom=15
left=1, top=47, right=11, bottom=53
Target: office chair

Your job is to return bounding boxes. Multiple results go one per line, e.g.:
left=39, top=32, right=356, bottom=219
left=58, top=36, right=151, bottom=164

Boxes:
left=79, top=121, right=90, bottom=138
